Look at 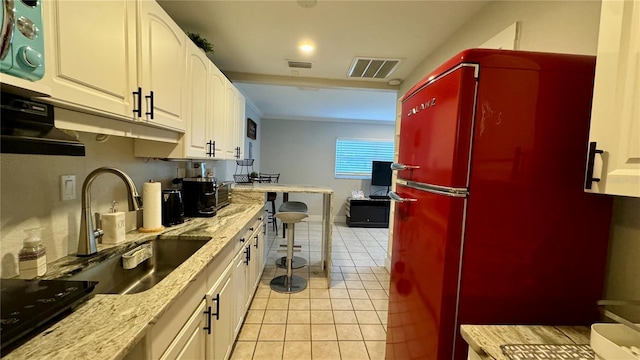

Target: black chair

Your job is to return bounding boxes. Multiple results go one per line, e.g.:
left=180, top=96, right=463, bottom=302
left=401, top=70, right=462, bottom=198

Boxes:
left=259, top=173, right=280, bottom=233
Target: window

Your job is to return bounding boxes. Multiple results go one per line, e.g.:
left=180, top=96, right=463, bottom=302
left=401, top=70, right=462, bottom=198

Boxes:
left=335, top=138, right=394, bottom=179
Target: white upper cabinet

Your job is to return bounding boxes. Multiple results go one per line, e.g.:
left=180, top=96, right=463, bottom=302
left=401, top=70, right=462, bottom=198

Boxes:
left=42, top=0, right=137, bottom=116
left=138, top=0, right=186, bottom=131
left=209, top=64, right=229, bottom=159
left=184, top=41, right=210, bottom=158
left=586, top=0, right=640, bottom=197
left=41, top=0, right=185, bottom=132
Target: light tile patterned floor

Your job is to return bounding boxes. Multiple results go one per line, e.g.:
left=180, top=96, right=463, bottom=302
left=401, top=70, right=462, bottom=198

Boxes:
left=230, top=220, right=390, bottom=360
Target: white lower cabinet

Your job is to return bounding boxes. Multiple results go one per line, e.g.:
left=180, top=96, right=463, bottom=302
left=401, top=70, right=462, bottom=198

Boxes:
left=207, top=262, right=234, bottom=360
left=160, top=299, right=208, bottom=360
left=147, top=213, right=265, bottom=360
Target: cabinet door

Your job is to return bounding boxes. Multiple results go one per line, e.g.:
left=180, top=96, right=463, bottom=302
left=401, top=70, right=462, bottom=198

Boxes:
left=208, top=264, right=234, bottom=360
left=232, top=247, right=248, bottom=337
left=237, top=92, right=246, bottom=159
left=42, top=0, right=136, bottom=117
left=185, top=41, right=209, bottom=158
left=139, top=0, right=186, bottom=131
left=159, top=300, right=207, bottom=360
left=209, top=64, right=228, bottom=158
left=225, top=83, right=239, bottom=159
left=587, top=0, right=640, bottom=197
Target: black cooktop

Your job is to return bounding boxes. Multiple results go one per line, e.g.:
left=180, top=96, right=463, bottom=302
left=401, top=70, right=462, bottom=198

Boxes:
left=0, top=278, right=98, bottom=357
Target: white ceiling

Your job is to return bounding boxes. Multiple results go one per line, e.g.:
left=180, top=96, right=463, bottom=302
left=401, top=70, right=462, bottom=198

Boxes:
left=157, top=0, right=489, bottom=122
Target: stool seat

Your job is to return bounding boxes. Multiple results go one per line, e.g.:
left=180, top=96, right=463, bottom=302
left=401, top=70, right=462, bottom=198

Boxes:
left=279, top=201, right=308, bottom=213
left=275, top=211, right=308, bottom=224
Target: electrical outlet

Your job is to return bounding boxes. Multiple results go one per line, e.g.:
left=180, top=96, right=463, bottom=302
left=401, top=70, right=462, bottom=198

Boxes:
left=60, top=175, right=76, bottom=201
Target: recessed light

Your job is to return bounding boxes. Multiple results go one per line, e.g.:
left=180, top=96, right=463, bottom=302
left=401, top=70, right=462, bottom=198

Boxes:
left=388, top=79, right=402, bottom=86
left=299, top=43, right=314, bottom=53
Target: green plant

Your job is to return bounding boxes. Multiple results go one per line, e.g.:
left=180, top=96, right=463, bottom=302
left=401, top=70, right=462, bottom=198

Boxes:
left=187, top=32, right=214, bottom=53
left=249, top=172, right=259, bottom=179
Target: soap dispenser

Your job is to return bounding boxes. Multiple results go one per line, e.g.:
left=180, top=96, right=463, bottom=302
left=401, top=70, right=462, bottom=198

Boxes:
left=102, top=201, right=126, bottom=244
left=18, top=228, right=47, bottom=279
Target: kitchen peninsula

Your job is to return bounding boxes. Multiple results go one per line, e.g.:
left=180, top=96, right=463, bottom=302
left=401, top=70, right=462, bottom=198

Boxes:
left=232, top=183, right=335, bottom=283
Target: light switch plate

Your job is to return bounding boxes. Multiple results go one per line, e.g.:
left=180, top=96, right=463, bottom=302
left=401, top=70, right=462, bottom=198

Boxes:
left=60, top=175, right=76, bottom=201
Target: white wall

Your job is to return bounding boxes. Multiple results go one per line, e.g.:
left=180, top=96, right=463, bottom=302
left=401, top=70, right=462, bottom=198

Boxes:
left=260, top=119, right=395, bottom=221
left=399, top=0, right=640, bottom=301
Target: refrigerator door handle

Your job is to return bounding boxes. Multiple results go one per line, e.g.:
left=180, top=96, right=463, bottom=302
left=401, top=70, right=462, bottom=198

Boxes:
left=389, top=191, right=418, bottom=203
left=391, top=162, right=420, bottom=171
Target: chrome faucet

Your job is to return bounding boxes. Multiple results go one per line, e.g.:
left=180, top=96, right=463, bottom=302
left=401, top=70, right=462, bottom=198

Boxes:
left=78, top=167, right=143, bottom=256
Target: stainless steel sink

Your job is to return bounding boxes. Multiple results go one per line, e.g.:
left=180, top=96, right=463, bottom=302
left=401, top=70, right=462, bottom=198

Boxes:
left=66, top=238, right=209, bottom=295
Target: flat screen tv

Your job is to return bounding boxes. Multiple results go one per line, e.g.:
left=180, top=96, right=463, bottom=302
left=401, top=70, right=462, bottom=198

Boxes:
left=371, top=161, right=392, bottom=186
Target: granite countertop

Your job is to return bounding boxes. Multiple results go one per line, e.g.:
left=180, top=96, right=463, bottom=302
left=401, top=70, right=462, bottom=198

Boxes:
left=460, top=325, right=591, bottom=360
left=232, top=182, right=333, bottom=194
left=5, top=201, right=264, bottom=360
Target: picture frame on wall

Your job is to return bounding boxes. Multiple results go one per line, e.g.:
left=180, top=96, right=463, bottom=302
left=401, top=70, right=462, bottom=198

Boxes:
left=247, top=118, right=257, bottom=140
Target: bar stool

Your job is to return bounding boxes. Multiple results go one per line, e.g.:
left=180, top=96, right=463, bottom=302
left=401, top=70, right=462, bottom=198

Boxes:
left=276, top=200, right=308, bottom=269
left=259, top=173, right=279, bottom=233
left=270, top=212, right=308, bottom=294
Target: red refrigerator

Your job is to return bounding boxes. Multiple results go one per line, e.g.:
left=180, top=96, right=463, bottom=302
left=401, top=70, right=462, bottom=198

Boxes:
left=385, top=49, right=613, bottom=360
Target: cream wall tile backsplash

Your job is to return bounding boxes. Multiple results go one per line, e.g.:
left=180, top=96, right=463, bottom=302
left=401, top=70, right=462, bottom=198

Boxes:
left=0, top=131, right=220, bottom=278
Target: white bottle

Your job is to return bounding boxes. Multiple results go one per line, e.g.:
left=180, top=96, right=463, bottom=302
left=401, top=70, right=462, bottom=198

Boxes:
left=18, top=228, right=47, bottom=279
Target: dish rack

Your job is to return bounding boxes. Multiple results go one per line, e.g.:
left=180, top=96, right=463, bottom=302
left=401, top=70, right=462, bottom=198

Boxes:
left=233, top=159, right=255, bottom=183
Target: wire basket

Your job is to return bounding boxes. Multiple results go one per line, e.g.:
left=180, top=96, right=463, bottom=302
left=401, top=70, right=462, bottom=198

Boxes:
left=233, top=174, right=251, bottom=184
left=236, top=159, right=254, bottom=166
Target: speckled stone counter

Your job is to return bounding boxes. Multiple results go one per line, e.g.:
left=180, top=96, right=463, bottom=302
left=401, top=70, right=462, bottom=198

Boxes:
left=5, top=202, right=264, bottom=360
left=460, top=325, right=591, bottom=360
left=232, top=183, right=334, bottom=284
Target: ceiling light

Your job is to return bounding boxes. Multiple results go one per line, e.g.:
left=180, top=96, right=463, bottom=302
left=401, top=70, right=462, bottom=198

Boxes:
left=299, top=43, right=314, bottom=54
left=388, top=79, right=402, bottom=86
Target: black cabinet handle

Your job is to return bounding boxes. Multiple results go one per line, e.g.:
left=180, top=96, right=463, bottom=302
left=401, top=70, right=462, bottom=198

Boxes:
left=132, top=87, right=142, bottom=118
left=211, top=294, right=220, bottom=320
left=244, top=245, right=250, bottom=265
left=585, top=141, right=604, bottom=189
left=240, top=237, right=245, bottom=243
left=254, top=235, right=259, bottom=248
left=145, top=91, right=154, bottom=119
left=203, top=306, right=212, bottom=334
left=206, top=140, right=215, bottom=157
left=249, top=227, right=254, bottom=231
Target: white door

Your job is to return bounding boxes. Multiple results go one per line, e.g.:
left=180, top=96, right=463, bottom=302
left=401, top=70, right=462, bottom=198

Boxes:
left=185, top=41, right=210, bottom=158
left=138, top=0, right=186, bottom=131
left=160, top=300, right=207, bottom=360
left=232, top=247, right=247, bottom=337
left=208, top=265, right=234, bottom=360
left=587, top=0, right=640, bottom=197
left=42, top=0, right=136, bottom=117
left=208, top=64, right=228, bottom=159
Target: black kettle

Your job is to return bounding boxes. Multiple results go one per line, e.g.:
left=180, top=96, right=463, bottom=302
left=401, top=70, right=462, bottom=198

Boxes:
left=162, top=189, right=184, bottom=226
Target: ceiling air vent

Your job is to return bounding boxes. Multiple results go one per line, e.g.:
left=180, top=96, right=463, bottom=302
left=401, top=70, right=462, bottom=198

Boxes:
left=348, top=57, right=400, bottom=79
left=288, top=61, right=312, bottom=69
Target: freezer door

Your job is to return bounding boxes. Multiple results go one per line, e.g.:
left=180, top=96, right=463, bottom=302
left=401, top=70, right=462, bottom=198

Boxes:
left=397, top=65, right=477, bottom=188
left=386, top=184, right=466, bottom=360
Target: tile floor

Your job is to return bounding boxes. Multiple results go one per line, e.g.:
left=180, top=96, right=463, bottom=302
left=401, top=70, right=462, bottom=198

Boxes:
left=230, top=220, right=391, bottom=360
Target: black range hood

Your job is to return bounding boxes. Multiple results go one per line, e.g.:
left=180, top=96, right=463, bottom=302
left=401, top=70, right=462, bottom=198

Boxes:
left=1, top=93, right=85, bottom=156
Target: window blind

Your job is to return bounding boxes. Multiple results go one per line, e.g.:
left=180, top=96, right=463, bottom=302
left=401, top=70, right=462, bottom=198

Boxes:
left=335, top=138, right=394, bottom=179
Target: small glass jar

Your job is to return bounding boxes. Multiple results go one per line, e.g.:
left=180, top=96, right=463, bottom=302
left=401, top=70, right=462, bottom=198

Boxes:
left=18, top=228, right=47, bottom=279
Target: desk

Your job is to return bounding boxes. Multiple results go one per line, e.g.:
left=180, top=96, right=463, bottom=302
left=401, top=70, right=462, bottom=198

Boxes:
left=232, top=183, right=334, bottom=286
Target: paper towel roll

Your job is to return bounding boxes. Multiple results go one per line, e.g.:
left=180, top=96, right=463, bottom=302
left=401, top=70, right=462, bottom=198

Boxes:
left=142, top=181, right=163, bottom=231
